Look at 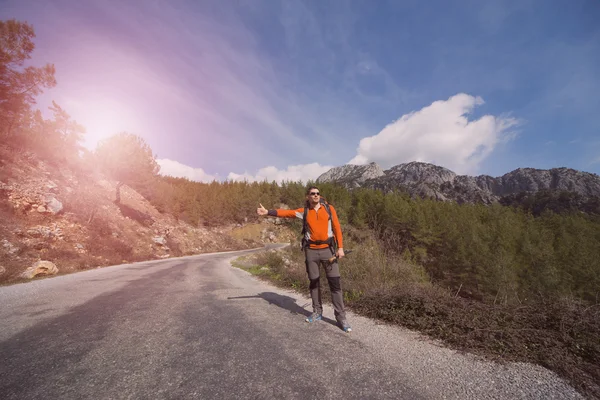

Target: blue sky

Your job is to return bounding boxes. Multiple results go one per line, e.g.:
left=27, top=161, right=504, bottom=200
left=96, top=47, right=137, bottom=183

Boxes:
left=2, top=0, right=599, bottom=181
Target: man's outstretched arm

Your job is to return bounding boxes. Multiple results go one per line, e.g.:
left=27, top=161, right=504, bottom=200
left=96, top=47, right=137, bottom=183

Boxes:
left=256, top=204, right=303, bottom=219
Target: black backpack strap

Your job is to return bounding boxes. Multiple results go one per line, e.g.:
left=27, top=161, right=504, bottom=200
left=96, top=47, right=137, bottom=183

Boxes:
left=323, top=201, right=332, bottom=220
left=301, top=206, right=308, bottom=251
left=327, top=203, right=337, bottom=252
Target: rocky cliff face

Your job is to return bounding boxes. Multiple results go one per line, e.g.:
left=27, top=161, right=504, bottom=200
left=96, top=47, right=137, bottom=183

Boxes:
left=316, top=162, right=600, bottom=204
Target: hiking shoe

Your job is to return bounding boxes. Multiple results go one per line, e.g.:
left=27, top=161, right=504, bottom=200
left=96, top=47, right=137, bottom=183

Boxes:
left=339, top=320, right=352, bottom=333
left=305, top=313, right=322, bottom=323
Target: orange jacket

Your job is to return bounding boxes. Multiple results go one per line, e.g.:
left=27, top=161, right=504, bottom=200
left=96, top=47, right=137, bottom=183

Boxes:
left=272, top=204, right=343, bottom=249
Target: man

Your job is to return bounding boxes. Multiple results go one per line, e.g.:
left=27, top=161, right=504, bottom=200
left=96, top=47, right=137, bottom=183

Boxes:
left=257, top=186, right=352, bottom=332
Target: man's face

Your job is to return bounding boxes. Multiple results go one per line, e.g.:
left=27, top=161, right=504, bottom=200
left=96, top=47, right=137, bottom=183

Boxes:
left=307, top=189, right=320, bottom=204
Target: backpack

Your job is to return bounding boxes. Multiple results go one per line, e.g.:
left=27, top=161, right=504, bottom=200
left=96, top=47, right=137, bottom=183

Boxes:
left=301, top=198, right=337, bottom=251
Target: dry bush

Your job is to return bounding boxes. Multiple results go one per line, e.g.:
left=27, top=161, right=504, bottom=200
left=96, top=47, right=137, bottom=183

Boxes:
left=166, top=237, right=183, bottom=257
left=44, top=246, right=78, bottom=262
left=88, top=218, right=112, bottom=237
left=255, top=250, right=283, bottom=268
left=0, top=252, right=20, bottom=283
left=43, top=246, right=93, bottom=272
left=0, top=200, right=23, bottom=282
left=343, top=224, right=372, bottom=245
left=229, top=223, right=268, bottom=247
left=72, top=253, right=101, bottom=270
left=63, top=186, right=101, bottom=225
left=219, top=233, right=251, bottom=251
left=85, top=235, right=134, bottom=265
left=250, top=248, right=309, bottom=291
left=116, top=202, right=154, bottom=227
left=135, top=249, right=157, bottom=262
left=342, top=237, right=429, bottom=292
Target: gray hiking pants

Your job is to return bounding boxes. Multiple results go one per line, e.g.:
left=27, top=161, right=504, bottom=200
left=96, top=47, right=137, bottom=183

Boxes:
left=305, top=247, right=347, bottom=322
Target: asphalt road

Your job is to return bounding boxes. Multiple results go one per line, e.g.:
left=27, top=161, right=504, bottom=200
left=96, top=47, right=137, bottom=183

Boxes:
left=0, top=248, right=583, bottom=400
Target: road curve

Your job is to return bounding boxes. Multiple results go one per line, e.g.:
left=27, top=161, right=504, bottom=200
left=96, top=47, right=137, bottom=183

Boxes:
left=0, top=248, right=583, bottom=400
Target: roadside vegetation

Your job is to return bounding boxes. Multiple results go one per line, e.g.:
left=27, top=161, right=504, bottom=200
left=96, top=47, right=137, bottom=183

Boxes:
left=233, top=221, right=599, bottom=399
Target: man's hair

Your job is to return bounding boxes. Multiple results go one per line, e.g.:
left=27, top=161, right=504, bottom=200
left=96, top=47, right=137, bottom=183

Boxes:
left=306, top=186, right=319, bottom=195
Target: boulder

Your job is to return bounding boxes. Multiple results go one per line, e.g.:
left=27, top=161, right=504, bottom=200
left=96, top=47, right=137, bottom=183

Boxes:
left=153, top=236, right=167, bottom=246
left=43, top=194, right=63, bottom=214
left=21, top=260, right=59, bottom=279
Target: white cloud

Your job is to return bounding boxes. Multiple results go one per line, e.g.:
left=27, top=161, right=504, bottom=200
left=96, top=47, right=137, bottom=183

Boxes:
left=227, top=163, right=333, bottom=183
left=160, top=93, right=517, bottom=183
left=348, top=93, right=519, bottom=174
left=157, top=159, right=216, bottom=182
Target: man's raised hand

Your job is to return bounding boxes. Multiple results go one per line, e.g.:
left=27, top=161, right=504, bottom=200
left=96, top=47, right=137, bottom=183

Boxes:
left=257, top=203, right=268, bottom=216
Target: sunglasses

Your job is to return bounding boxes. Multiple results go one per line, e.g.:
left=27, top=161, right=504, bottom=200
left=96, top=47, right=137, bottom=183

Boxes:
left=309, top=192, right=320, bottom=196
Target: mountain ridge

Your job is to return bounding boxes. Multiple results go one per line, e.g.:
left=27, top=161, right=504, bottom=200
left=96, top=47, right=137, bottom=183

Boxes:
left=316, top=161, right=600, bottom=204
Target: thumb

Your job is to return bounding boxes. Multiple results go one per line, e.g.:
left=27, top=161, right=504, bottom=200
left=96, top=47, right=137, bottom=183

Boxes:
left=259, top=203, right=265, bottom=209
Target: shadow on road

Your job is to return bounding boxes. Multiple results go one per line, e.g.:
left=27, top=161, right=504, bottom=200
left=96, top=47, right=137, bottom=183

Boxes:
left=227, top=292, right=339, bottom=328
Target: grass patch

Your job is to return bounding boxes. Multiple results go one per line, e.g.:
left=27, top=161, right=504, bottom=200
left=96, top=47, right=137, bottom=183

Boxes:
left=232, top=251, right=307, bottom=290
left=232, top=254, right=276, bottom=278
left=246, top=264, right=277, bottom=277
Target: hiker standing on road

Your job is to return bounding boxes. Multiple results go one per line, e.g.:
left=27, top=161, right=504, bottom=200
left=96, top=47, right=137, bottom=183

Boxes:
left=257, top=186, right=351, bottom=332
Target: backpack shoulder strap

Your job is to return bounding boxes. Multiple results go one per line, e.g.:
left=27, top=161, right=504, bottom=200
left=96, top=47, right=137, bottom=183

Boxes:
left=320, top=198, right=333, bottom=220
left=321, top=199, right=337, bottom=250
left=302, top=206, right=308, bottom=234
left=301, top=205, right=309, bottom=250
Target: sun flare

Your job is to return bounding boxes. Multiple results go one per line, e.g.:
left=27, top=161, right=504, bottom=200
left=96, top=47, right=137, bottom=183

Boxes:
left=65, top=97, right=141, bottom=150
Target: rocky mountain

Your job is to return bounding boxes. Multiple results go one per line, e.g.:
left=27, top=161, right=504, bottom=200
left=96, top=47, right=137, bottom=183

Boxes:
left=316, top=161, right=600, bottom=204
left=317, top=162, right=385, bottom=188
